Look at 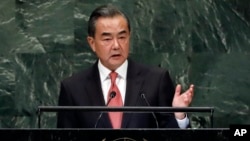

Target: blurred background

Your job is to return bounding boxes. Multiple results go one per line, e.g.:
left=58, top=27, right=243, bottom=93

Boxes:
left=0, top=0, right=249, bottom=128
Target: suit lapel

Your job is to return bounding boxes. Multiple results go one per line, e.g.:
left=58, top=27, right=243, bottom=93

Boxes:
left=85, top=62, right=112, bottom=128
left=85, top=62, right=104, bottom=106
left=122, top=60, right=145, bottom=128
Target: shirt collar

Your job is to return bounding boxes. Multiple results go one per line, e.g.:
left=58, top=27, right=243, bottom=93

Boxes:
left=98, top=59, right=128, bottom=82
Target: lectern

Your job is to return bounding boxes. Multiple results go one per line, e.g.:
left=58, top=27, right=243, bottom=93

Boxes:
left=37, top=106, right=215, bottom=128
left=0, top=106, right=231, bottom=141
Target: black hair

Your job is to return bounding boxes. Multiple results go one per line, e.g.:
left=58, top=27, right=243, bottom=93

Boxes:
left=87, top=4, right=131, bottom=37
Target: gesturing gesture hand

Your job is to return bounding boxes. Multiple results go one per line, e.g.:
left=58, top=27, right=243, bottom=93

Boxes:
left=172, top=84, right=194, bottom=119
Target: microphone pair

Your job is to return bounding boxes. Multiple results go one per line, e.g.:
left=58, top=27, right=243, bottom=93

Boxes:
left=94, top=92, right=159, bottom=128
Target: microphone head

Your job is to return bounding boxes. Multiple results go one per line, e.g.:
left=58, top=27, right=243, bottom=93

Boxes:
left=140, top=93, right=146, bottom=99
left=110, top=91, right=116, bottom=98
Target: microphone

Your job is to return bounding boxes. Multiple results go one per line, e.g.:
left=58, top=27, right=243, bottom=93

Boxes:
left=141, top=93, right=159, bottom=128
left=108, top=91, right=116, bottom=103
left=94, top=91, right=116, bottom=128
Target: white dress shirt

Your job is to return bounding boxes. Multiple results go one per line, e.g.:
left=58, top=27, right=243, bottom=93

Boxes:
left=98, top=60, right=127, bottom=104
left=97, top=59, right=189, bottom=128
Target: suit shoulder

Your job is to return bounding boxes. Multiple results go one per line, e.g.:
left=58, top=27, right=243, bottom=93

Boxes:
left=61, top=67, right=92, bottom=85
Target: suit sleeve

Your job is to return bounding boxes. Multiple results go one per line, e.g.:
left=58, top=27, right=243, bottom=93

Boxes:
left=157, top=69, right=179, bottom=128
left=57, top=82, right=77, bottom=128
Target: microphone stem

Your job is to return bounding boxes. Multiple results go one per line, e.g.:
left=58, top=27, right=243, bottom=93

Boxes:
left=94, top=91, right=116, bottom=128
left=141, top=93, right=159, bottom=128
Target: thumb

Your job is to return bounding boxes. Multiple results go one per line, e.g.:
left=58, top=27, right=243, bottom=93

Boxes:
left=174, top=84, right=181, bottom=97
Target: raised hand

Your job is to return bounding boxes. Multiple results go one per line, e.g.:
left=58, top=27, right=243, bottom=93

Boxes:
left=172, top=84, right=194, bottom=119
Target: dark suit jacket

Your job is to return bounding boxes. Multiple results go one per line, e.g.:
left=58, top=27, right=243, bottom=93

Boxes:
left=57, top=59, right=179, bottom=128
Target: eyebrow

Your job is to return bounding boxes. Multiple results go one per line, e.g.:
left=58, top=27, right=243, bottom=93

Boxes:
left=101, top=30, right=128, bottom=36
left=118, top=30, right=127, bottom=35
left=101, top=32, right=112, bottom=36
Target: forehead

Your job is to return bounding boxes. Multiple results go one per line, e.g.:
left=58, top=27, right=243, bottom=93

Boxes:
left=94, top=15, right=129, bottom=34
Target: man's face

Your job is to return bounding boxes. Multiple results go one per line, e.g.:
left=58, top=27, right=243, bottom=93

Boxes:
left=87, top=15, right=130, bottom=71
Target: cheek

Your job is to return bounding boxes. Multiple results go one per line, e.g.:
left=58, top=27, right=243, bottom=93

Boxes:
left=123, top=42, right=130, bottom=54
left=96, top=47, right=110, bottom=58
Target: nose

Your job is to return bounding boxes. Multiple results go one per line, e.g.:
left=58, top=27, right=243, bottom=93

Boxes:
left=112, top=38, right=120, bottom=49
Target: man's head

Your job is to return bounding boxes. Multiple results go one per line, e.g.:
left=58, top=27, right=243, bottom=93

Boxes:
left=87, top=4, right=131, bottom=71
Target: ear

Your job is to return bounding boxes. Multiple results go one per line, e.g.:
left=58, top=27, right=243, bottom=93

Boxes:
left=87, top=36, right=96, bottom=52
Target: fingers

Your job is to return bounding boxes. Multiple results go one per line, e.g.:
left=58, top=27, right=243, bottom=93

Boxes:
left=188, top=84, right=194, bottom=98
left=174, top=84, right=194, bottom=99
left=173, top=84, right=194, bottom=107
left=174, top=84, right=181, bottom=97
left=186, top=84, right=194, bottom=104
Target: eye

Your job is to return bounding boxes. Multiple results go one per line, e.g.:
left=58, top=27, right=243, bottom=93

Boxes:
left=119, top=36, right=126, bottom=39
left=103, top=38, right=111, bottom=41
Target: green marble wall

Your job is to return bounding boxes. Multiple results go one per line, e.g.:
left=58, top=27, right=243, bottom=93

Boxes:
left=0, top=0, right=249, bottom=128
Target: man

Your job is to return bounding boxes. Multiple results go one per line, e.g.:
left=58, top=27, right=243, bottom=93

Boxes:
left=57, top=4, right=194, bottom=129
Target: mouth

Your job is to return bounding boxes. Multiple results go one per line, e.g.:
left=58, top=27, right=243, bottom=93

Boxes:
left=111, top=54, right=121, bottom=58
